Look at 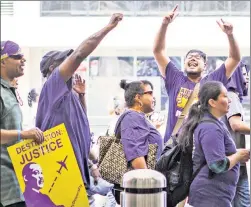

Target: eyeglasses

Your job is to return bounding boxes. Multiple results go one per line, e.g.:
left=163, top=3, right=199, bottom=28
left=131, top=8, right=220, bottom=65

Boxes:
left=9, top=54, right=24, bottom=60
left=186, top=54, right=202, bottom=60
left=143, top=91, right=153, bottom=95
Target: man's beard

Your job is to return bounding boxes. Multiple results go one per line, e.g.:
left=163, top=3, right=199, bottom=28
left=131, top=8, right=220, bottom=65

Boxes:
left=185, top=70, right=201, bottom=76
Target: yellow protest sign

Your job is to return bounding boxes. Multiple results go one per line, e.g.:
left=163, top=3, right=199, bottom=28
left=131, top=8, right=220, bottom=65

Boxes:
left=7, top=123, right=89, bottom=207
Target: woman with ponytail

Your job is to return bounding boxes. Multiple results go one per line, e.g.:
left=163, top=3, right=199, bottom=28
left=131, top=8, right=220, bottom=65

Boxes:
left=112, top=79, right=163, bottom=203
left=178, top=81, right=250, bottom=207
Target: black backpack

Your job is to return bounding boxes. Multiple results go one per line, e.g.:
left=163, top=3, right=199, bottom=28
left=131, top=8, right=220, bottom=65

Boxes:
left=155, top=117, right=218, bottom=207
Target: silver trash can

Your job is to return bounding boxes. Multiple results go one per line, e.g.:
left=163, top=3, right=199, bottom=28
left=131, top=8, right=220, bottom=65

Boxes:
left=120, top=169, right=166, bottom=207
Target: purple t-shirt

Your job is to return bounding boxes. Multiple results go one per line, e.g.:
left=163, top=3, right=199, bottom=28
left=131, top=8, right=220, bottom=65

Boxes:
left=188, top=113, right=239, bottom=207
left=118, top=110, right=163, bottom=162
left=36, top=68, right=91, bottom=186
left=163, top=61, right=229, bottom=143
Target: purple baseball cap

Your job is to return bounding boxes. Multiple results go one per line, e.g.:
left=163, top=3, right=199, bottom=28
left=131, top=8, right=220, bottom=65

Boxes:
left=40, top=49, right=74, bottom=77
left=1, top=40, right=23, bottom=60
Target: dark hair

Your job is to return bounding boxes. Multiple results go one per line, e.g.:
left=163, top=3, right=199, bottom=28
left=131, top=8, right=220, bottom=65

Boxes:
left=28, top=89, right=38, bottom=107
left=42, top=59, right=63, bottom=78
left=120, top=79, right=153, bottom=107
left=178, top=81, right=223, bottom=151
left=185, top=49, right=207, bottom=63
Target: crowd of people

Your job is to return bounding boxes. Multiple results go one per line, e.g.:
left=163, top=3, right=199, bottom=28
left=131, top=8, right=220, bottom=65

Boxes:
left=1, top=5, right=250, bottom=207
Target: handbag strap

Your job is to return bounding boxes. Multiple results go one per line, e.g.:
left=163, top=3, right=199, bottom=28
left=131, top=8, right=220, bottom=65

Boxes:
left=171, top=83, right=200, bottom=136
left=114, top=110, right=131, bottom=140
left=192, top=161, right=206, bottom=180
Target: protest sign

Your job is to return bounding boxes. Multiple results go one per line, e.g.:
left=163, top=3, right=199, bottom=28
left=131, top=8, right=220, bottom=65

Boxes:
left=8, top=123, right=89, bottom=207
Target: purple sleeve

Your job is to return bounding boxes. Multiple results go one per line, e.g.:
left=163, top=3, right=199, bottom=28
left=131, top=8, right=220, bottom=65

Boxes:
left=199, top=124, right=226, bottom=165
left=121, top=114, right=150, bottom=162
left=164, top=61, right=184, bottom=94
left=205, top=63, right=229, bottom=86
left=43, top=67, right=72, bottom=109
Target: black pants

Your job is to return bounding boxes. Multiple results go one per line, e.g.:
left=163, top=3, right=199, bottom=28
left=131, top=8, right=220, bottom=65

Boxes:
left=1, top=202, right=26, bottom=207
left=112, top=184, right=123, bottom=204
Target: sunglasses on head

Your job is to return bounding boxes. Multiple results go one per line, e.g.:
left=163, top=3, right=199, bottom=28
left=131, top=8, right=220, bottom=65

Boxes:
left=9, top=54, right=23, bottom=60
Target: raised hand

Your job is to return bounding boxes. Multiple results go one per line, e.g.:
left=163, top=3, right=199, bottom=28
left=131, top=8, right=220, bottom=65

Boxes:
left=216, top=18, right=233, bottom=35
left=107, top=13, right=123, bottom=29
left=73, top=74, right=86, bottom=94
left=163, top=5, right=179, bottom=25
left=73, top=74, right=86, bottom=95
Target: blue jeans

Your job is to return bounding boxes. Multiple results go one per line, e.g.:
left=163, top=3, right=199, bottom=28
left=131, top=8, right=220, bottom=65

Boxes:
left=232, top=166, right=250, bottom=207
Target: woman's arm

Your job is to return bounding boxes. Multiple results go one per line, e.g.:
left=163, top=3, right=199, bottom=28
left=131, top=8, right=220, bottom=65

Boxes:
left=131, top=157, right=147, bottom=169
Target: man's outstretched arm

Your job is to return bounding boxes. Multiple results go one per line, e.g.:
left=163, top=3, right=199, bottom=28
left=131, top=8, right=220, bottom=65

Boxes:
left=153, top=5, right=178, bottom=78
left=216, top=19, right=241, bottom=79
left=59, top=13, right=123, bottom=82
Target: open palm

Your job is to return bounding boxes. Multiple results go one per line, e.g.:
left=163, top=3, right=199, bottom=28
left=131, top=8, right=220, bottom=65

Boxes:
left=73, top=74, right=85, bottom=94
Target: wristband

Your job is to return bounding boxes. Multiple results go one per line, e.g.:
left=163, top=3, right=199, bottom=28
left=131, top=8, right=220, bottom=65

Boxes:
left=17, top=130, right=21, bottom=141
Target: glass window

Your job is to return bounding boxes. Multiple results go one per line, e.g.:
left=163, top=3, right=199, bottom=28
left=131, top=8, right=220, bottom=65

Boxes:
left=135, top=1, right=160, bottom=13
left=40, top=1, right=249, bottom=16
left=89, top=56, right=134, bottom=77
left=231, top=1, right=250, bottom=12
left=183, top=1, right=229, bottom=15
left=100, top=1, right=134, bottom=12
left=71, top=1, right=99, bottom=12
left=205, top=56, right=227, bottom=75
left=159, top=1, right=182, bottom=12
left=136, top=57, right=160, bottom=77
left=41, top=1, right=70, bottom=11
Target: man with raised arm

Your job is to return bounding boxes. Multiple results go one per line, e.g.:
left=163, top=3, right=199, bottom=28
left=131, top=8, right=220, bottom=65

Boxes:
left=153, top=5, right=241, bottom=143
left=36, top=13, right=123, bottom=206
